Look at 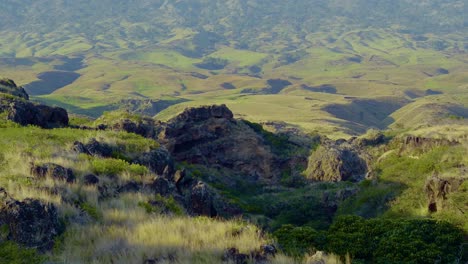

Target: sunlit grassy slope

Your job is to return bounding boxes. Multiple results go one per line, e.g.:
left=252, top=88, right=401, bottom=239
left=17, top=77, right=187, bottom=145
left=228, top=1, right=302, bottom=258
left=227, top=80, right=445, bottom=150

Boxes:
left=1, top=28, right=467, bottom=137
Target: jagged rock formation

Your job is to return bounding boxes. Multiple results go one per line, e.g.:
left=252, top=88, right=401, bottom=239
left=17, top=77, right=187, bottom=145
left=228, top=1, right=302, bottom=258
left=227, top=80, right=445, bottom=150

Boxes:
left=159, top=104, right=280, bottom=182
left=305, top=139, right=368, bottom=182
left=72, top=138, right=113, bottom=157
left=425, top=174, right=466, bottom=213
left=0, top=78, right=68, bottom=128
left=0, top=188, right=63, bottom=251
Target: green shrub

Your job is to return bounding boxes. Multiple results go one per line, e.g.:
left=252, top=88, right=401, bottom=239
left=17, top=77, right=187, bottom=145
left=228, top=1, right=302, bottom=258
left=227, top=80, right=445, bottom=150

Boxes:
left=0, top=241, right=45, bottom=264
left=91, top=158, right=148, bottom=176
left=80, top=202, right=101, bottom=220
left=326, top=216, right=464, bottom=263
left=274, top=224, right=325, bottom=258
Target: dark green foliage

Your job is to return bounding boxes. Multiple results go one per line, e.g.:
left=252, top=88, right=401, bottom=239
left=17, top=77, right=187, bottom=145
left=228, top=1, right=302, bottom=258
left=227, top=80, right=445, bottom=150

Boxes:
left=79, top=202, right=101, bottom=221
left=326, top=216, right=465, bottom=263
left=0, top=241, right=45, bottom=264
left=138, top=195, right=185, bottom=216
left=274, top=225, right=325, bottom=257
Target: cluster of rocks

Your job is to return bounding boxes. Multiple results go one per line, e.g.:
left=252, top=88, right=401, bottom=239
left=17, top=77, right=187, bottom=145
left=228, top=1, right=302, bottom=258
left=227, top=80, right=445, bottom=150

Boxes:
left=0, top=78, right=68, bottom=128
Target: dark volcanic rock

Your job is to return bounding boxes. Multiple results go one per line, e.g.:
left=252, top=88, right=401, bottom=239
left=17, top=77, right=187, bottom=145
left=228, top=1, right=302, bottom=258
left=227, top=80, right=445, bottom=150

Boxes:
left=0, top=78, right=29, bottom=100
left=72, top=138, right=113, bottom=157
left=185, top=181, right=216, bottom=217
left=305, top=141, right=368, bottom=182
left=160, top=105, right=279, bottom=182
left=30, top=163, right=75, bottom=183
left=135, top=148, right=174, bottom=175
left=151, top=176, right=176, bottom=196
left=111, top=117, right=159, bottom=138
left=0, top=98, right=69, bottom=128
left=0, top=189, right=63, bottom=251
left=83, top=174, right=100, bottom=185
left=222, top=248, right=249, bottom=264
left=222, top=245, right=278, bottom=264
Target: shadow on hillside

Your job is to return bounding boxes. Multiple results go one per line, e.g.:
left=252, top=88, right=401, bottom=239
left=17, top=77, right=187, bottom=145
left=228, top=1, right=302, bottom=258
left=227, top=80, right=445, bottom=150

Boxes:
left=32, top=97, right=117, bottom=118
left=323, top=98, right=407, bottom=130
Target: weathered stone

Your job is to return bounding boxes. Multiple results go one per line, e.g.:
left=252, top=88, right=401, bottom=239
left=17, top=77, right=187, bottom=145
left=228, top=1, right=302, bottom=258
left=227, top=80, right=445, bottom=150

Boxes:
left=185, top=181, right=216, bottom=217
left=0, top=190, right=63, bottom=251
left=222, top=248, right=248, bottom=264
left=30, top=163, right=75, bottom=183
left=152, top=177, right=175, bottom=196
left=160, top=105, right=281, bottom=183
left=0, top=98, right=69, bottom=128
left=135, top=148, right=174, bottom=175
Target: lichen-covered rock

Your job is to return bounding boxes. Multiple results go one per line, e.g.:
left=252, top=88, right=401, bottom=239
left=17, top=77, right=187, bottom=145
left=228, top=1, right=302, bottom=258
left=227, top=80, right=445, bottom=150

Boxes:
left=30, top=163, right=75, bottom=183
left=0, top=189, right=63, bottom=251
left=305, top=142, right=367, bottom=182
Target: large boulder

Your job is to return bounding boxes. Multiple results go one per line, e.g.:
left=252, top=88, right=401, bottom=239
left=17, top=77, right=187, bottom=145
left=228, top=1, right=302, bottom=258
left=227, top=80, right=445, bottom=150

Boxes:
left=0, top=97, right=68, bottom=128
left=159, top=105, right=279, bottom=183
left=0, top=189, right=63, bottom=251
left=305, top=141, right=368, bottom=182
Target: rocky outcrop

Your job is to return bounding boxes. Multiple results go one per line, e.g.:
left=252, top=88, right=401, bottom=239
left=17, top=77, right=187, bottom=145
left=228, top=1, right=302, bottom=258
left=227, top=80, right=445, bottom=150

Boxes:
left=72, top=138, right=113, bottom=157
left=0, top=99, right=69, bottom=128
left=425, top=174, right=465, bottom=213
left=30, top=163, right=75, bottom=183
left=0, top=79, right=68, bottom=128
left=305, top=140, right=368, bottom=182
left=159, top=105, right=280, bottom=183
left=0, top=78, right=29, bottom=100
left=0, top=189, right=63, bottom=251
